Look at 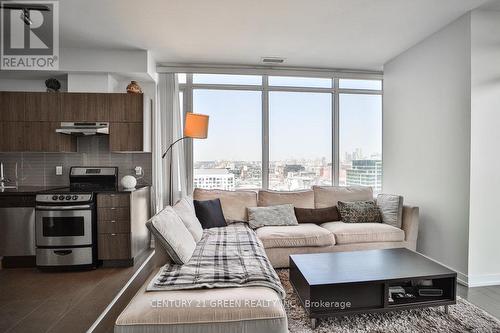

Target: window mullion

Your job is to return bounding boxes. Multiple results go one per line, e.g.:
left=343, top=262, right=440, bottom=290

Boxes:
left=262, top=75, right=270, bottom=190
left=333, top=77, right=340, bottom=186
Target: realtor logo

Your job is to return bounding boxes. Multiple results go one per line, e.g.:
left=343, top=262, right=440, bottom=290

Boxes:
left=1, top=1, right=59, bottom=70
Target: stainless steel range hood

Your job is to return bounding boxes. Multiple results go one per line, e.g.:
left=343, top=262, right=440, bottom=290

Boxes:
left=56, top=122, right=109, bottom=136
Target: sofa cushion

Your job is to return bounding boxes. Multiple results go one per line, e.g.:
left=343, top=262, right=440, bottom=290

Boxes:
left=115, top=273, right=287, bottom=333
left=256, top=223, right=335, bottom=248
left=294, top=206, right=341, bottom=224
left=258, top=189, right=314, bottom=208
left=194, top=198, right=227, bottom=229
left=248, top=204, right=298, bottom=229
left=320, top=221, right=405, bottom=244
left=172, top=196, right=203, bottom=242
left=146, top=207, right=196, bottom=264
left=193, top=188, right=257, bottom=222
left=313, top=185, right=373, bottom=208
left=377, top=193, right=404, bottom=228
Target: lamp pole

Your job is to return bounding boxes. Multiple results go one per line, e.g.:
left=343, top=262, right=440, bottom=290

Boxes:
left=162, top=137, right=188, bottom=205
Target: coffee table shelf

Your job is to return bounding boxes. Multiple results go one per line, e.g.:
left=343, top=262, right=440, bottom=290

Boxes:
left=289, top=249, right=457, bottom=329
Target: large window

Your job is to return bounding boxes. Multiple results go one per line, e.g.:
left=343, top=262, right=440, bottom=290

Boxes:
left=339, top=94, right=382, bottom=192
left=179, top=73, right=383, bottom=192
left=269, top=92, right=332, bottom=190
left=192, top=89, right=262, bottom=190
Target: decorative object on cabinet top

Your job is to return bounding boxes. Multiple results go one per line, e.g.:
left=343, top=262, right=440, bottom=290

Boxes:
left=126, top=81, right=143, bottom=94
left=45, top=78, right=61, bottom=92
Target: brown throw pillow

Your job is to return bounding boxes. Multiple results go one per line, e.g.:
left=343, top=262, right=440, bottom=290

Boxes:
left=294, top=206, right=340, bottom=224
left=337, top=200, right=382, bottom=223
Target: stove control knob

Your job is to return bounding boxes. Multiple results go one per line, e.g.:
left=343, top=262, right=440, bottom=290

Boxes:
left=65, top=195, right=71, bottom=200
left=52, top=195, right=58, bottom=201
left=72, top=195, right=78, bottom=200
left=58, top=195, right=65, bottom=200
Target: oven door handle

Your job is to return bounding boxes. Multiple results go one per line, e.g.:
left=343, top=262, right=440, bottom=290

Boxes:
left=36, top=205, right=92, bottom=210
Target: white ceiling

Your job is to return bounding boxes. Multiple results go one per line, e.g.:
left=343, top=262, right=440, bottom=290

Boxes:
left=57, top=0, right=493, bottom=71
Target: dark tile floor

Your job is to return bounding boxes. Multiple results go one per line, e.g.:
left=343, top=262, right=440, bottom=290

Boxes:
left=0, top=250, right=151, bottom=333
left=457, top=284, right=500, bottom=320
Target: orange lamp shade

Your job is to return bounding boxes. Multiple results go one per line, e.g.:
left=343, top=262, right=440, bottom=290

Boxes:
left=184, top=113, right=209, bottom=139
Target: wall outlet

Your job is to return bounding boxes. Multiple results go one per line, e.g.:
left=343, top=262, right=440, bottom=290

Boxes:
left=55, top=166, right=63, bottom=176
left=135, top=166, right=143, bottom=176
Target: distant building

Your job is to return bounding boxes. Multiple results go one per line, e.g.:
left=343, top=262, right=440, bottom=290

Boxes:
left=284, top=164, right=305, bottom=176
left=346, top=160, right=382, bottom=192
left=194, top=168, right=235, bottom=190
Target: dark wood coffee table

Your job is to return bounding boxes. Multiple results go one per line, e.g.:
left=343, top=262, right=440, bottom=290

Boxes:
left=290, top=248, right=457, bottom=328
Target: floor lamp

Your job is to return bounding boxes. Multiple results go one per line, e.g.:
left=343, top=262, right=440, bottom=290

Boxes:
left=162, top=113, right=209, bottom=205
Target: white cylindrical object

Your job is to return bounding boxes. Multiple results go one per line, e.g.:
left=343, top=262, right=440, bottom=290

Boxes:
left=121, top=175, right=137, bottom=189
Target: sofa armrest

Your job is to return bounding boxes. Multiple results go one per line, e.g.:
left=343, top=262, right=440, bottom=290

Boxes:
left=401, top=205, right=419, bottom=251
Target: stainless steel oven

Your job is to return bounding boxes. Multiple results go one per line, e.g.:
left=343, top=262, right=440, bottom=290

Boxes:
left=35, top=193, right=97, bottom=269
left=34, top=167, right=117, bottom=270
left=35, top=204, right=93, bottom=247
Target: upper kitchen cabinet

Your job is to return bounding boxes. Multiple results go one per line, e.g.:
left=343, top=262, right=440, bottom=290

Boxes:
left=61, top=93, right=110, bottom=121
left=25, top=92, right=61, bottom=121
left=0, top=91, right=150, bottom=153
left=0, top=92, right=25, bottom=121
left=24, top=122, right=76, bottom=152
left=109, top=123, right=144, bottom=152
left=109, top=93, right=143, bottom=122
left=0, top=122, right=24, bottom=151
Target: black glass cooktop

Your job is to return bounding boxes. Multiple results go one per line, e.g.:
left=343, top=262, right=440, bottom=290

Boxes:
left=42, top=184, right=118, bottom=194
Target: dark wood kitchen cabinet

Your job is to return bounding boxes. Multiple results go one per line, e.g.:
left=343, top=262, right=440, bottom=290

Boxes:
left=96, top=187, right=150, bottom=267
left=109, top=93, right=143, bottom=122
left=23, top=122, right=76, bottom=152
left=109, top=122, right=143, bottom=152
left=61, top=92, right=110, bottom=121
left=25, top=92, right=61, bottom=121
left=0, top=122, right=24, bottom=151
left=0, top=91, right=25, bottom=121
left=0, top=91, right=149, bottom=152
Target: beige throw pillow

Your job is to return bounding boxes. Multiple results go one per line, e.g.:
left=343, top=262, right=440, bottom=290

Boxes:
left=173, top=196, right=203, bottom=242
left=146, top=207, right=196, bottom=264
left=376, top=194, right=404, bottom=228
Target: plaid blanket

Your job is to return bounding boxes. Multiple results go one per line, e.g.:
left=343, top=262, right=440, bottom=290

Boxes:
left=147, top=223, right=285, bottom=299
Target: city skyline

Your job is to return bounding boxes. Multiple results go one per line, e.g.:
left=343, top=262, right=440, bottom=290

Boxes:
left=194, top=147, right=382, bottom=192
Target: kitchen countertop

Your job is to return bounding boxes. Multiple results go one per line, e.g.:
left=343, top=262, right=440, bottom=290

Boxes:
left=0, top=185, right=150, bottom=196
left=96, top=185, right=150, bottom=194
left=0, top=186, right=67, bottom=196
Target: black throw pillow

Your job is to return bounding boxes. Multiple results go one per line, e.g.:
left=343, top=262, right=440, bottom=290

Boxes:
left=193, top=198, right=227, bottom=229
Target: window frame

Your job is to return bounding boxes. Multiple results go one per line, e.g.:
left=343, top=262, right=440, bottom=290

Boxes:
left=178, top=72, right=383, bottom=192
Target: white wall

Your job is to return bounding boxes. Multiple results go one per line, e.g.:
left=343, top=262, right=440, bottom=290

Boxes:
left=67, top=73, right=111, bottom=92
left=0, top=77, right=67, bottom=92
left=468, top=10, right=500, bottom=286
left=383, top=14, right=471, bottom=282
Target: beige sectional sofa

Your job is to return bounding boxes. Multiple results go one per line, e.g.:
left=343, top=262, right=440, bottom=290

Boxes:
left=115, top=186, right=419, bottom=333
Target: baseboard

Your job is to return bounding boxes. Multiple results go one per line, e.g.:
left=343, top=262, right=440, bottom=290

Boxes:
left=467, top=274, right=500, bottom=287
left=415, top=251, right=469, bottom=286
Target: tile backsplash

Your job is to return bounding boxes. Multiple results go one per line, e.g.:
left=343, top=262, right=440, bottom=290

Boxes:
left=0, top=136, right=152, bottom=187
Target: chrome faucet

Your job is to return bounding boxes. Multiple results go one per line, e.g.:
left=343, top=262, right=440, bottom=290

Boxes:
left=0, top=162, right=17, bottom=189
left=0, top=162, right=6, bottom=188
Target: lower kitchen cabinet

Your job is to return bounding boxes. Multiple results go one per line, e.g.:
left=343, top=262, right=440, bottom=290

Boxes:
left=96, top=187, right=150, bottom=267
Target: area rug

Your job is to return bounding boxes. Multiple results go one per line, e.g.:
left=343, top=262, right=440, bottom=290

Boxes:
left=277, top=270, right=500, bottom=333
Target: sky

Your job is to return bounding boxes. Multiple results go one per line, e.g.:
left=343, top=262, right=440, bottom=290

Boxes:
left=190, top=76, right=382, bottom=163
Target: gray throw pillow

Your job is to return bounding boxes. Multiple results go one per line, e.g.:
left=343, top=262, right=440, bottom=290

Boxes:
left=247, top=204, right=298, bottom=229
left=376, top=194, right=403, bottom=228
left=337, top=200, right=382, bottom=223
